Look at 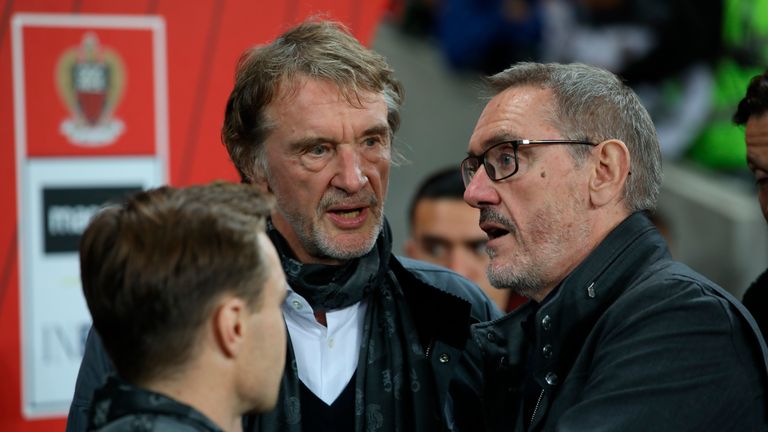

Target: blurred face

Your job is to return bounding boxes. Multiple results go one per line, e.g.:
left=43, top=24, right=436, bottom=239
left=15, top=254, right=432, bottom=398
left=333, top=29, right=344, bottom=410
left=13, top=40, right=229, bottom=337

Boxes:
left=406, top=198, right=511, bottom=309
left=463, top=86, right=593, bottom=302
left=241, top=233, right=287, bottom=412
left=745, top=112, right=768, bottom=223
left=258, top=77, right=391, bottom=264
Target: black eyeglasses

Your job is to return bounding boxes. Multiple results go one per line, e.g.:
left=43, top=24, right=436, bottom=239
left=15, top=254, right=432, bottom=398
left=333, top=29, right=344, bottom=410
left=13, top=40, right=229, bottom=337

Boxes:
left=460, top=139, right=596, bottom=187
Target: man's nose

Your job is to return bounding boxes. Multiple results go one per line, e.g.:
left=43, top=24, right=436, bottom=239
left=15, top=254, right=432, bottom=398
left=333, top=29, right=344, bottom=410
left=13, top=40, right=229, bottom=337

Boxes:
left=447, top=247, right=484, bottom=279
left=464, top=165, right=499, bottom=208
left=331, top=146, right=368, bottom=193
left=446, top=250, right=470, bottom=277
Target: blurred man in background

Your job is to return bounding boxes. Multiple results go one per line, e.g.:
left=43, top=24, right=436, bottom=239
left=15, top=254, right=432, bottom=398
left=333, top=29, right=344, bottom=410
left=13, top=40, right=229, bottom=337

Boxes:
left=406, top=167, right=526, bottom=312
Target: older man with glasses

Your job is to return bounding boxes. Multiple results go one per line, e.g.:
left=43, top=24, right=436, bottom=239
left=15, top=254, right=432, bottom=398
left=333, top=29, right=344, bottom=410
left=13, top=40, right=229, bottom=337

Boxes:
left=454, top=62, right=768, bottom=431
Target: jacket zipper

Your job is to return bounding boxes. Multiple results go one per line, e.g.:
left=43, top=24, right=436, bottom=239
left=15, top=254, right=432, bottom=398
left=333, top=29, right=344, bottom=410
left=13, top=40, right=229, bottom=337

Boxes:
left=425, top=339, right=435, bottom=359
left=530, top=388, right=544, bottom=427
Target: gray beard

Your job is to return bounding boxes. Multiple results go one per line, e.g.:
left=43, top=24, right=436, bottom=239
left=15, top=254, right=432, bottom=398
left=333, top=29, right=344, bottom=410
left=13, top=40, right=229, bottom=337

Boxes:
left=275, top=187, right=382, bottom=261
left=306, top=218, right=382, bottom=260
left=486, top=261, right=544, bottom=299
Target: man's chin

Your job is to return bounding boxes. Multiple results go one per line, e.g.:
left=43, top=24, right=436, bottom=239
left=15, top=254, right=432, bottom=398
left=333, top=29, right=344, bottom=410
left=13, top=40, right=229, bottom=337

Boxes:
left=314, top=227, right=380, bottom=260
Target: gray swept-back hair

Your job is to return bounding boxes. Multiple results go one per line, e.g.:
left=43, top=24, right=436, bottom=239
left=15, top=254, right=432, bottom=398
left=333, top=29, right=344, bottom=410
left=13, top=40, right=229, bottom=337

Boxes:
left=222, top=19, right=404, bottom=183
left=486, top=62, right=662, bottom=212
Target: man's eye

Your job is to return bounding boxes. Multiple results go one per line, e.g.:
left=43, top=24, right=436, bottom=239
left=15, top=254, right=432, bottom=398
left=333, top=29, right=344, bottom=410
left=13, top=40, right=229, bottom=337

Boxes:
left=499, top=153, right=515, bottom=167
left=421, top=239, right=448, bottom=258
left=308, top=145, right=328, bottom=156
left=469, top=240, right=487, bottom=256
left=363, top=137, right=382, bottom=148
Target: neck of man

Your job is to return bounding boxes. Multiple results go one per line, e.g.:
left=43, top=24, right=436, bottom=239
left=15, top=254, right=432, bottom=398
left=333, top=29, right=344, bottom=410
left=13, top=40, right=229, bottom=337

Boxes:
left=530, top=206, right=631, bottom=303
left=141, top=358, right=244, bottom=432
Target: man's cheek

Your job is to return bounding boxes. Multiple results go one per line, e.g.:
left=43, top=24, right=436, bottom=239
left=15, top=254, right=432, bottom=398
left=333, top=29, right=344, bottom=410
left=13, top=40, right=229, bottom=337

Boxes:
left=759, top=191, right=768, bottom=222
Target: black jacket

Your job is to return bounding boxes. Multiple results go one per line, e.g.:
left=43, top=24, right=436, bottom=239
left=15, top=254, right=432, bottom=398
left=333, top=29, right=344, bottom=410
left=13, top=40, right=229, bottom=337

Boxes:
left=88, top=377, right=223, bottom=431
left=66, top=256, right=501, bottom=432
left=743, top=268, right=768, bottom=342
left=462, top=212, right=768, bottom=431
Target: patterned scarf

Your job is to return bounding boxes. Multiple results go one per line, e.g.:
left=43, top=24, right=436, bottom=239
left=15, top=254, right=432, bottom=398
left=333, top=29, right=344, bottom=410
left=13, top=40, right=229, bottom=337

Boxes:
left=245, top=219, right=439, bottom=431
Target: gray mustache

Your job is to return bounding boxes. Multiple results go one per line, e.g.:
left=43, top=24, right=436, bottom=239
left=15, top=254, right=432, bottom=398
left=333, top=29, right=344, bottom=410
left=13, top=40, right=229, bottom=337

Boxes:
left=479, top=209, right=516, bottom=233
left=319, top=190, right=378, bottom=211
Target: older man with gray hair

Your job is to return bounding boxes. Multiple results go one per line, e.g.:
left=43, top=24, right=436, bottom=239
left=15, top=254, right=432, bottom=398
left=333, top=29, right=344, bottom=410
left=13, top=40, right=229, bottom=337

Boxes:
left=458, top=62, right=768, bottom=431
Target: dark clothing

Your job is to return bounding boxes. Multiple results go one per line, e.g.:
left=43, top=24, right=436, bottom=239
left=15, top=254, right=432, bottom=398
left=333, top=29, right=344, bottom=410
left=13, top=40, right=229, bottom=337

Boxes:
left=298, top=373, right=356, bottom=432
left=743, top=268, right=768, bottom=342
left=67, top=256, right=500, bottom=432
left=87, top=377, right=222, bottom=432
left=261, top=221, right=439, bottom=431
left=459, top=212, right=768, bottom=431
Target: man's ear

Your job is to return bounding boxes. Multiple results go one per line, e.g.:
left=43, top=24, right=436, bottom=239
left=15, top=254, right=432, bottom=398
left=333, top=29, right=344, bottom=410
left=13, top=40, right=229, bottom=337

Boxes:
left=213, top=297, right=248, bottom=358
left=589, top=139, right=631, bottom=207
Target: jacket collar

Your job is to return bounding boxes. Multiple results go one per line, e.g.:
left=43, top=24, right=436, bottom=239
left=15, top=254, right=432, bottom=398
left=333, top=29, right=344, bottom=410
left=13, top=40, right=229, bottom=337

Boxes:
left=89, top=376, right=223, bottom=431
left=472, top=212, right=669, bottom=430
left=533, top=212, right=667, bottom=378
left=539, top=212, right=665, bottom=328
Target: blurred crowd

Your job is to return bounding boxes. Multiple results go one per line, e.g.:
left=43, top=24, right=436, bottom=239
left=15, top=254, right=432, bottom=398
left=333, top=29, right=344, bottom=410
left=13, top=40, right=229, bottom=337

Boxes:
left=388, top=0, right=768, bottom=173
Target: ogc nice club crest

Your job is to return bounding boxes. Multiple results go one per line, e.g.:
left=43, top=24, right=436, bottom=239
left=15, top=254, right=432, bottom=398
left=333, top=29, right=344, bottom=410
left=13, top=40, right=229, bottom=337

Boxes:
left=55, top=32, right=126, bottom=146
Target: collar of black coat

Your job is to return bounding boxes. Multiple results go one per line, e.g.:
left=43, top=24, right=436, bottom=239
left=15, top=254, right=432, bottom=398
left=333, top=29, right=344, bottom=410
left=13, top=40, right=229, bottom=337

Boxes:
left=89, top=376, right=224, bottom=431
left=471, top=211, right=667, bottom=373
left=532, top=212, right=665, bottom=369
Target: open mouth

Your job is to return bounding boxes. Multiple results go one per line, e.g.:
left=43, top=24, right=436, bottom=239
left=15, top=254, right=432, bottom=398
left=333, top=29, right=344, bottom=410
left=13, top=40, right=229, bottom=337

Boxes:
left=479, top=209, right=513, bottom=242
left=482, top=226, right=511, bottom=241
left=330, top=208, right=363, bottom=219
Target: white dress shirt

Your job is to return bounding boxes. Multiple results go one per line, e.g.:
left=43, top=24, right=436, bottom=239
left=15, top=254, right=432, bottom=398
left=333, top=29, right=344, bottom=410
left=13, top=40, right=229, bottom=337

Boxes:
left=283, top=287, right=367, bottom=405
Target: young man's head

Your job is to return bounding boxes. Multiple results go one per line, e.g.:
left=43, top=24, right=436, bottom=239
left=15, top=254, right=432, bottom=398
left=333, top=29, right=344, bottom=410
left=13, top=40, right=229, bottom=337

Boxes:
left=462, top=62, right=661, bottom=301
left=221, top=19, right=404, bottom=265
left=405, top=167, right=513, bottom=309
left=734, top=69, right=768, bottom=223
left=80, top=182, right=286, bottom=415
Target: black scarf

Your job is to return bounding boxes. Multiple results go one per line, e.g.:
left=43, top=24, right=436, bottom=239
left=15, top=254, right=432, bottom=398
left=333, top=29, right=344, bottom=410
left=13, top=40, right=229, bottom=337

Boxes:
left=245, top=219, right=439, bottom=431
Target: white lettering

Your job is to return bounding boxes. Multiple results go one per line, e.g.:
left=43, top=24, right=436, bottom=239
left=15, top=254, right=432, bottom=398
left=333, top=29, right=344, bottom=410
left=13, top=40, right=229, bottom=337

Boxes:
left=47, top=204, right=100, bottom=236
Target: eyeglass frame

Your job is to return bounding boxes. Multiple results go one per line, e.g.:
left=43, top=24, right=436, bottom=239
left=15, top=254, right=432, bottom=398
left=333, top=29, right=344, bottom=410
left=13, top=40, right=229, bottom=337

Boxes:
left=460, top=139, right=597, bottom=187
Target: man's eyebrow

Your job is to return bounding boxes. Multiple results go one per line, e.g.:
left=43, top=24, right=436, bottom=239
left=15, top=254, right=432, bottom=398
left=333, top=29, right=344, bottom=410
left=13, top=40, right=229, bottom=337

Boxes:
left=362, top=124, right=390, bottom=137
left=464, top=238, right=487, bottom=249
left=421, top=234, right=450, bottom=243
left=287, top=125, right=390, bottom=152
left=467, top=134, right=520, bottom=156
